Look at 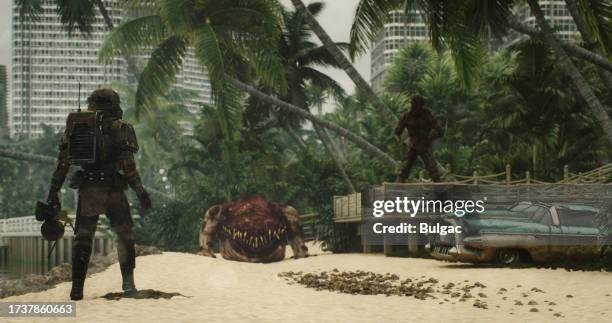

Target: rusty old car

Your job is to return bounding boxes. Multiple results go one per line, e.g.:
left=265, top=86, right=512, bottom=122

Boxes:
left=427, top=201, right=606, bottom=265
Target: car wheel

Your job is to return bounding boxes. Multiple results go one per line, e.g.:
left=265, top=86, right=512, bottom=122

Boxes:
left=495, top=249, right=522, bottom=265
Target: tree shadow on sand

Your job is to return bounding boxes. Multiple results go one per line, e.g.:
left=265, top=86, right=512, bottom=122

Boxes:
left=100, top=289, right=189, bottom=300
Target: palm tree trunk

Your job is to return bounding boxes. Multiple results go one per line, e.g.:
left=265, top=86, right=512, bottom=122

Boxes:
left=564, top=0, right=612, bottom=92
left=228, top=77, right=398, bottom=168
left=290, top=0, right=398, bottom=127
left=526, top=0, right=612, bottom=148
left=94, top=0, right=114, bottom=29
left=313, top=124, right=356, bottom=193
left=323, top=129, right=348, bottom=163
left=285, top=127, right=307, bottom=150
left=507, top=16, right=612, bottom=73
left=0, top=148, right=174, bottom=200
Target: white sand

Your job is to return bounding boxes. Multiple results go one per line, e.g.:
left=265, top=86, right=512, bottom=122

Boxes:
left=5, top=243, right=612, bottom=323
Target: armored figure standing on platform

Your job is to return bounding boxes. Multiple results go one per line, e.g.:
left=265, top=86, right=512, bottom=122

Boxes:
left=45, top=89, right=151, bottom=300
left=394, top=95, right=442, bottom=183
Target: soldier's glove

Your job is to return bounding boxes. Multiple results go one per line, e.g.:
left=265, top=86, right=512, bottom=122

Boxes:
left=138, top=190, right=152, bottom=211
left=394, top=135, right=401, bottom=143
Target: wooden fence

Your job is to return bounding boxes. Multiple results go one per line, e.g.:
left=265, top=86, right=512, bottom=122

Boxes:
left=425, top=163, right=612, bottom=184
left=300, top=213, right=318, bottom=242
left=0, top=215, right=114, bottom=277
left=333, top=163, right=612, bottom=223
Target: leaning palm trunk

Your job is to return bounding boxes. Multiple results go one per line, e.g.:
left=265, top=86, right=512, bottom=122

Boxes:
left=314, top=124, right=356, bottom=193
left=0, top=148, right=174, bottom=200
left=506, top=17, right=612, bottom=73
left=564, top=0, right=612, bottom=92
left=228, top=77, right=398, bottom=168
left=290, top=0, right=398, bottom=127
left=526, top=0, right=612, bottom=148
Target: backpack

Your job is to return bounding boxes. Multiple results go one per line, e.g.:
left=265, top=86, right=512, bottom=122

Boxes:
left=65, top=111, right=108, bottom=165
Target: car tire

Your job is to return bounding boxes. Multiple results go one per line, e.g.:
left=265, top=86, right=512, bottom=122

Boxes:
left=495, top=249, right=523, bottom=265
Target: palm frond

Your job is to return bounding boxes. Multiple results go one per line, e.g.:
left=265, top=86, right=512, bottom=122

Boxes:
left=15, top=0, right=42, bottom=23
left=99, top=15, right=166, bottom=62
left=301, top=67, right=346, bottom=101
left=55, top=0, right=96, bottom=35
left=135, top=36, right=187, bottom=117
left=297, top=43, right=349, bottom=68
left=447, top=30, right=486, bottom=91
left=157, top=0, right=196, bottom=36
left=349, top=0, right=400, bottom=60
left=465, top=0, right=515, bottom=39
left=578, top=0, right=612, bottom=56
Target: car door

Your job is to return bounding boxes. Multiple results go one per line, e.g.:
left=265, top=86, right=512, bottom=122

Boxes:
left=557, top=208, right=600, bottom=260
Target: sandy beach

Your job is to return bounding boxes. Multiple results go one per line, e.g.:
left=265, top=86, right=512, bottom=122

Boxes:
left=4, top=243, right=612, bottom=323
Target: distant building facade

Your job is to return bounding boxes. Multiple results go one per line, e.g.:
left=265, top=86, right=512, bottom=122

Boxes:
left=0, top=65, right=8, bottom=138
left=11, top=0, right=126, bottom=138
left=11, top=0, right=211, bottom=138
left=370, top=9, right=429, bottom=93
left=504, top=0, right=579, bottom=47
left=370, top=2, right=579, bottom=93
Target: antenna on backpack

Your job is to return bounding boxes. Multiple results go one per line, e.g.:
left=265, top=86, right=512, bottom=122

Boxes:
left=77, top=83, right=82, bottom=112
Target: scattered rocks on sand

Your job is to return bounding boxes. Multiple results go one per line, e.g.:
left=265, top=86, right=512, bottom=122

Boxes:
left=279, top=270, right=555, bottom=314
left=566, top=294, right=574, bottom=298
left=473, top=299, right=488, bottom=309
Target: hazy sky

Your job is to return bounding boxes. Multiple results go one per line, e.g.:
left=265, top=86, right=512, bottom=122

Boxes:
left=0, top=0, right=370, bottom=95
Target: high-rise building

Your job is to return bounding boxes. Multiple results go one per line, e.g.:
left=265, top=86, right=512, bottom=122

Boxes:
left=503, top=1, right=579, bottom=47
left=0, top=65, right=8, bottom=138
left=11, top=0, right=126, bottom=138
left=370, top=9, right=429, bottom=93
left=369, top=2, right=579, bottom=93
left=11, top=0, right=211, bottom=138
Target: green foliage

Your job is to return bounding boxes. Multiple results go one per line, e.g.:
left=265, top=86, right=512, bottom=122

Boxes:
left=379, top=41, right=609, bottom=180
left=0, top=126, right=74, bottom=218
left=349, top=0, right=517, bottom=90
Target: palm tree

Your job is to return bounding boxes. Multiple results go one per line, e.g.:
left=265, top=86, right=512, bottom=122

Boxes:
left=289, top=0, right=398, bottom=127
left=349, top=0, right=612, bottom=148
left=524, top=0, right=612, bottom=147
left=274, top=2, right=355, bottom=192
left=564, top=0, right=612, bottom=90
left=98, top=0, right=399, bottom=169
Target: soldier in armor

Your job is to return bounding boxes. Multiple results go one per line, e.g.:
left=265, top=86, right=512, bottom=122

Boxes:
left=45, top=89, right=151, bottom=300
left=394, top=95, right=442, bottom=183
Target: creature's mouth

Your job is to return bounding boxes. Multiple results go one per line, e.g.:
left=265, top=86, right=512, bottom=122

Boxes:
left=221, top=224, right=287, bottom=251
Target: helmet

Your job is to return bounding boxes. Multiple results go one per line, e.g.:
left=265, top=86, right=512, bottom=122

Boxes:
left=41, top=219, right=65, bottom=241
left=87, top=88, right=123, bottom=118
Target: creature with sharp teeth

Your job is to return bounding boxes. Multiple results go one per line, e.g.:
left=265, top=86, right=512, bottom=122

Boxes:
left=197, top=195, right=309, bottom=263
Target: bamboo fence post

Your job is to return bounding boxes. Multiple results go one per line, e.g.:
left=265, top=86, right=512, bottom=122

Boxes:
left=505, top=164, right=511, bottom=184
left=526, top=171, right=531, bottom=184
left=563, top=165, right=569, bottom=182
left=473, top=171, right=478, bottom=184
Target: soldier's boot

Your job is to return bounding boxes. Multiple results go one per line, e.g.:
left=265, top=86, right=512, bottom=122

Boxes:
left=70, top=244, right=91, bottom=301
left=121, top=265, right=137, bottom=297
left=118, top=238, right=137, bottom=297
